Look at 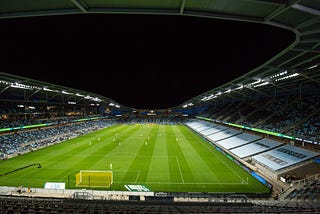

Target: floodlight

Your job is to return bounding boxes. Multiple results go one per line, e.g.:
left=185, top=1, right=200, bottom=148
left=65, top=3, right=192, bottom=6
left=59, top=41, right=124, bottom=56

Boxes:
left=308, top=64, right=318, bottom=69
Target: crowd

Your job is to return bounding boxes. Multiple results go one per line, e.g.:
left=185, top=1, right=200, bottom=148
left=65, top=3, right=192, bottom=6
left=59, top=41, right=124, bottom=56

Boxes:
left=201, top=94, right=320, bottom=143
left=0, top=119, right=115, bottom=159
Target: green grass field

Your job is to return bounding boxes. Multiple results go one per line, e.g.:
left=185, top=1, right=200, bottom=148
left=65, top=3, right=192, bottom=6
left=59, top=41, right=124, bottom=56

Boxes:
left=0, top=124, right=269, bottom=193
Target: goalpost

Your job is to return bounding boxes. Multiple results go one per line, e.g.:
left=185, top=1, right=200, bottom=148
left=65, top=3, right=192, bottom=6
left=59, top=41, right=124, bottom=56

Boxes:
left=75, top=170, right=113, bottom=188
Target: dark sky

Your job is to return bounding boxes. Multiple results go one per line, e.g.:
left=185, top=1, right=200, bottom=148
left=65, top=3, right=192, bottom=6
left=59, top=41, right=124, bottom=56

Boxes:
left=0, top=14, right=294, bottom=109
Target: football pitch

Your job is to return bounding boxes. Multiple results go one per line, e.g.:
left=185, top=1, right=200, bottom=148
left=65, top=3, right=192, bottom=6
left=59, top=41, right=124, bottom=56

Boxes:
left=0, top=124, right=269, bottom=193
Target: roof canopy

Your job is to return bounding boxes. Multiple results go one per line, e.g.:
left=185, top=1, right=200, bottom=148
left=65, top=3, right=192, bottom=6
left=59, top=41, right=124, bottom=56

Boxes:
left=0, top=0, right=319, bottom=110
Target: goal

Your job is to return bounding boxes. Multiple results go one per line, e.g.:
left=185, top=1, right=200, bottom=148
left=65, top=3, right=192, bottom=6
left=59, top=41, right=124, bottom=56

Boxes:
left=75, top=170, right=113, bottom=188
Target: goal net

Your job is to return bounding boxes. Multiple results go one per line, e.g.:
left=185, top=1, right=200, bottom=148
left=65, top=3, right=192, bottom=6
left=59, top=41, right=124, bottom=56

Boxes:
left=75, top=170, right=113, bottom=188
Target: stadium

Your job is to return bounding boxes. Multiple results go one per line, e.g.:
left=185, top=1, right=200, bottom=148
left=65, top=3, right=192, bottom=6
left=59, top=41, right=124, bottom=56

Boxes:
left=0, top=0, right=320, bottom=213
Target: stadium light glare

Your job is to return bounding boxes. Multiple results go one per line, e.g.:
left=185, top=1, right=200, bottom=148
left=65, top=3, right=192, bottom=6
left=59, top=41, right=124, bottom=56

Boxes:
left=62, top=90, right=72, bottom=95
left=249, top=79, right=261, bottom=85
left=235, top=85, right=243, bottom=90
left=182, top=102, right=194, bottom=107
left=43, top=87, right=53, bottom=92
left=296, top=137, right=319, bottom=145
left=115, top=105, right=120, bottom=108
left=270, top=70, right=287, bottom=79
left=2, top=80, right=42, bottom=90
left=92, top=97, right=102, bottom=102
left=67, top=101, right=76, bottom=105
left=0, top=80, right=8, bottom=85
left=253, top=82, right=269, bottom=88
left=109, top=103, right=115, bottom=106
left=11, top=82, right=33, bottom=90
left=308, top=64, right=318, bottom=69
left=201, top=94, right=218, bottom=101
left=201, top=94, right=216, bottom=101
left=75, top=93, right=85, bottom=97
left=275, top=73, right=299, bottom=82
left=17, top=105, right=24, bottom=108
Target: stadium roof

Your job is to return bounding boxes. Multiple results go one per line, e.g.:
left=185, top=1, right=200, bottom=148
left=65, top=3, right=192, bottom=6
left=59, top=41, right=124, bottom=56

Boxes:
left=0, top=72, right=128, bottom=110
left=0, top=0, right=319, bottom=110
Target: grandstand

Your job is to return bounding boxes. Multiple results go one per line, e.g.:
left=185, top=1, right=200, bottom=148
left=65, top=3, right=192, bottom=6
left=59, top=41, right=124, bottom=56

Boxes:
left=230, top=138, right=282, bottom=159
left=1, top=0, right=320, bottom=212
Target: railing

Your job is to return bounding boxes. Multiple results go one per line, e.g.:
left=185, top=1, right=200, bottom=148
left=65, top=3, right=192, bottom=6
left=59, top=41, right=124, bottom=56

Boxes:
left=293, top=173, right=320, bottom=188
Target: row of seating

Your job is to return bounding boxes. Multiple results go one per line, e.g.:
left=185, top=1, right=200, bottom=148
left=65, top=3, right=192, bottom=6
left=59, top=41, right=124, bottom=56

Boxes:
left=216, top=132, right=260, bottom=150
left=230, top=139, right=282, bottom=158
left=285, top=180, right=320, bottom=201
left=0, top=119, right=115, bottom=158
left=252, top=144, right=318, bottom=171
left=120, top=117, right=184, bottom=125
left=201, top=94, right=320, bottom=143
left=1, top=195, right=319, bottom=213
left=186, top=120, right=319, bottom=172
left=0, top=115, right=95, bottom=129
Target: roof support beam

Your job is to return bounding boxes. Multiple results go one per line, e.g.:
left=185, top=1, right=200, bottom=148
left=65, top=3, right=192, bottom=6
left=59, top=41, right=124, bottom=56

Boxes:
left=0, top=9, right=81, bottom=19
left=233, top=90, right=251, bottom=99
left=246, top=0, right=287, bottom=5
left=264, top=6, right=286, bottom=22
left=299, top=73, right=320, bottom=84
left=292, top=3, right=320, bottom=16
left=268, top=81, right=295, bottom=94
left=264, top=0, right=301, bottom=22
left=291, top=54, right=320, bottom=69
left=299, top=39, right=320, bottom=43
left=180, top=0, right=186, bottom=14
left=27, top=89, right=41, bottom=100
left=245, top=86, right=271, bottom=97
left=48, top=93, right=60, bottom=102
left=185, top=11, right=263, bottom=23
left=70, top=0, right=88, bottom=13
left=265, top=20, right=295, bottom=32
left=64, top=95, right=78, bottom=102
left=301, top=29, right=320, bottom=36
left=278, top=51, right=305, bottom=68
left=0, top=86, right=10, bottom=95
left=292, top=48, right=320, bottom=53
left=296, top=16, right=320, bottom=29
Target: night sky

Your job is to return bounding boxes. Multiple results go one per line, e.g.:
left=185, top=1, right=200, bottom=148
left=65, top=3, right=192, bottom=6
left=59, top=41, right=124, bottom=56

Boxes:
left=0, top=14, right=294, bottom=109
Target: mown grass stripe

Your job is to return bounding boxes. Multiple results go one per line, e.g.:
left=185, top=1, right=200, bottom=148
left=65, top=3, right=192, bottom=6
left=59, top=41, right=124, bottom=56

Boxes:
left=176, top=125, right=222, bottom=182
left=165, top=126, right=181, bottom=184
left=122, top=125, right=158, bottom=183
left=146, top=125, right=170, bottom=184
left=166, top=125, right=195, bottom=184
